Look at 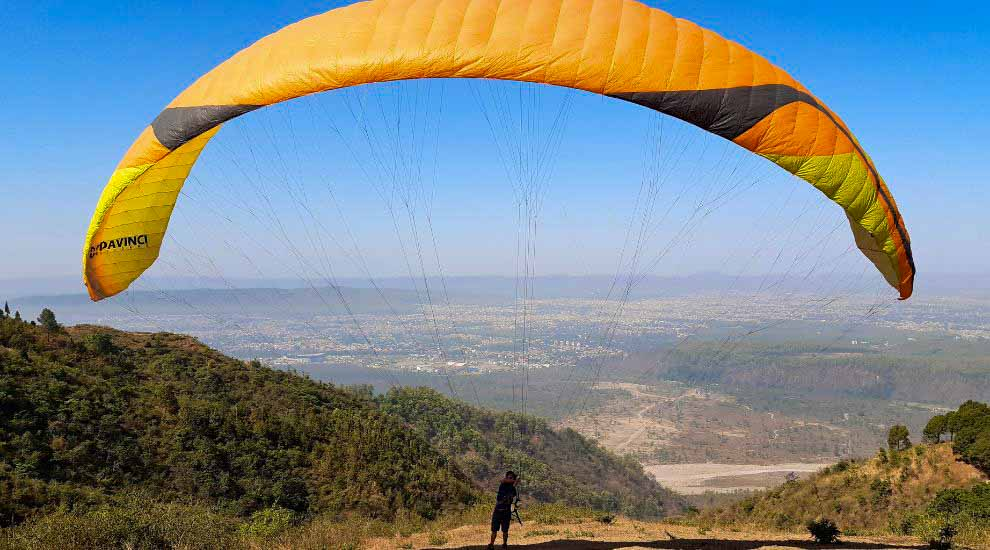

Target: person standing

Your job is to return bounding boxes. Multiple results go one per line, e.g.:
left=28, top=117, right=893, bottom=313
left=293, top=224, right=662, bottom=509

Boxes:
left=488, top=471, right=518, bottom=549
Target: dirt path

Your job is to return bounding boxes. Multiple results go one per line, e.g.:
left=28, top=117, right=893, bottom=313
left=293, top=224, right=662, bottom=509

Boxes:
left=569, top=382, right=682, bottom=455
left=364, top=518, right=924, bottom=550
left=614, top=401, right=660, bottom=453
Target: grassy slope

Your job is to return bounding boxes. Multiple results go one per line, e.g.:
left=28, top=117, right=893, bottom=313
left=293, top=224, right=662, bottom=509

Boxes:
left=698, top=443, right=988, bottom=547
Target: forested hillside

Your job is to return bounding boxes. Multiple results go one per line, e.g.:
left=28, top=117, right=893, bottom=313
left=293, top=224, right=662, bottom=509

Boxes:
left=381, top=387, right=685, bottom=518
left=0, top=310, right=679, bottom=547
left=0, top=316, right=475, bottom=525
left=647, top=341, right=990, bottom=404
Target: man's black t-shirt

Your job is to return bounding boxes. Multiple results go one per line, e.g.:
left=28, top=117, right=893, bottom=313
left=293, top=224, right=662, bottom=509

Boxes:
left=494, top=481, right=517, bottom=513
left=491, top=480, right=518, bottom=533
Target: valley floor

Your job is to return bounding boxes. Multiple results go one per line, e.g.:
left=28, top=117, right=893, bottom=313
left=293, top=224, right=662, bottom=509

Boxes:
left=559, top=382, right=866, bottom=469
left=362, top=519, right=925, bottom=550
left=644, top=463, right=831, bottom=494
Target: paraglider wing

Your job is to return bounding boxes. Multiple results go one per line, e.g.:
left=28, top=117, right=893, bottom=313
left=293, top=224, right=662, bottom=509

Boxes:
left=83, top=0, right=914, bottom=301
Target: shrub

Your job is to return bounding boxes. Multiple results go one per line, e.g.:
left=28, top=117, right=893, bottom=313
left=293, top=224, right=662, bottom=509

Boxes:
left=774, top=512, right=795, bottom=530
left=870, top=479, right=893, bottom=504
left=806, top=517, right=840, bottom=544
left=897, top=515, right=917, bottom=536
left=909, top=513, right=955, bottom=550
left=238, top=506, right=295, bottom=539
left=427, top=530, right=449, bottom=545
left=740, top=498, right=756, bottom=514
left=933, top=524, right=957, bottom=550
left=0, top=495, right=236, bottom=550
left=831, top=460, right=851, bottom=473
left=876, top=448, right=889, bottom=464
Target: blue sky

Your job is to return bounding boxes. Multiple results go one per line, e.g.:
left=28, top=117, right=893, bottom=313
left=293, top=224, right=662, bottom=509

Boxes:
left=1, top=0, right=987, bottom=292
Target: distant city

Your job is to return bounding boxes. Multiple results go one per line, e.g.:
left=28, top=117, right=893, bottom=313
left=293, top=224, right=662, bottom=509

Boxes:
left=14, top=282, right=988, bottom=376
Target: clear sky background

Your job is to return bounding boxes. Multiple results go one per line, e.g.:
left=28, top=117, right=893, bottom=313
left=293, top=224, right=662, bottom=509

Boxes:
left=1, top=0, right=988, bottom=295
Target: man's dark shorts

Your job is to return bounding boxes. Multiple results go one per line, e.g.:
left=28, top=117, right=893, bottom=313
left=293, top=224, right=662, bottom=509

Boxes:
left=491, top=510, right=511, bottom=533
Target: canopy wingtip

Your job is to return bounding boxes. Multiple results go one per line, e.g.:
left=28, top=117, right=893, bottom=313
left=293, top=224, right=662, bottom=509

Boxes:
left=897, top=276, right=914, bottom=301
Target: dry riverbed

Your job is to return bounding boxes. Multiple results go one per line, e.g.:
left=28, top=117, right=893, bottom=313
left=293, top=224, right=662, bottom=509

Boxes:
left=644, top=463, right=831, bottom=494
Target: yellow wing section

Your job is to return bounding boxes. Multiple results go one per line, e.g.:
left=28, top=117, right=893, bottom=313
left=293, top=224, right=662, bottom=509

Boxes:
left=84, top=0, right=914, bottom=301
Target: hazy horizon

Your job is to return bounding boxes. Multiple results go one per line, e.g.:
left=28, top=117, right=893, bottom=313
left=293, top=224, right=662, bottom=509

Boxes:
left=6, top=270, right=990, bottom=302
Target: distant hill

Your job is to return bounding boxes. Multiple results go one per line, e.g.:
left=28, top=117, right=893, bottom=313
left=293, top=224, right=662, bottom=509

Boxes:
left=7, top=272, right=990, bottom=301
left=0, top=313, right=679, bottom=534
left=10, top=285, right=428, bottom=320
left=638, top=340, right=990, bottom=415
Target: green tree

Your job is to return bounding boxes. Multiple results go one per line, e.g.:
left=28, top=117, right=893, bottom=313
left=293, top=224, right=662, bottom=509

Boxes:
left=37, top=308, right=60, bottom=333
left=923, top=415, right=947, bottom=444
left=87, top=333, right=116, bottom=355
left=949, top=401, right=990, bottom=475
left=14, top=310, right=21, bottom=322
left=3, top=301, right=9, bottom=316
left=870, top=479, right=892, bottom=504
left=888, top=425, right=911, bottom=452
left=930, top=484, right=990, bottom=518
left=944, top=411, right=960, bottom=441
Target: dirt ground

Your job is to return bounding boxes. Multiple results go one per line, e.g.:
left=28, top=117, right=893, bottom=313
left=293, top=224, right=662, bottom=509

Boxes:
left=364, top=518, right=924, bottom=550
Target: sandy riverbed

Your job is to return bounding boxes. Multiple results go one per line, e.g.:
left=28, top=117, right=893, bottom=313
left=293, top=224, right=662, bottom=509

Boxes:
left=645, top=462, right=832, bottom=494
